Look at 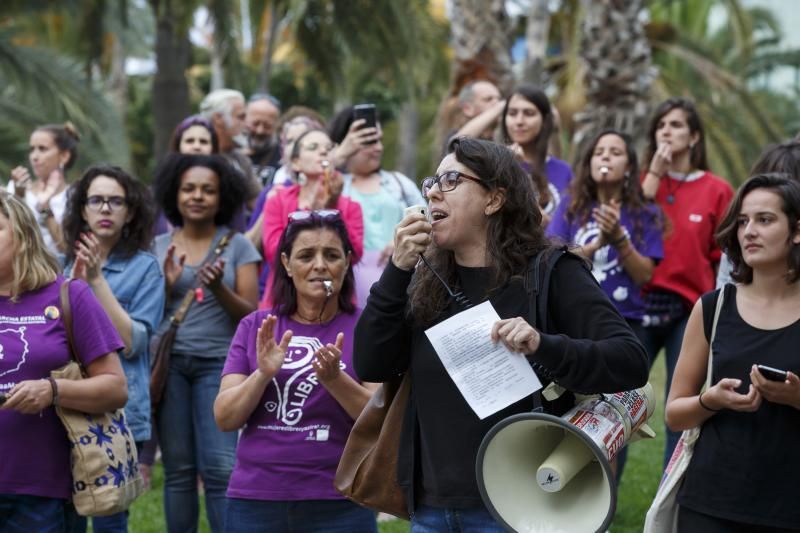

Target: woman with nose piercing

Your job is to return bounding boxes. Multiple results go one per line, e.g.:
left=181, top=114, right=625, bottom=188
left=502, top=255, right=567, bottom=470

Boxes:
left=639, top=98, right=735, bottom=468
left=151, top=153, right=260, bottom=533
left=260, top=129, right=364, bottom=308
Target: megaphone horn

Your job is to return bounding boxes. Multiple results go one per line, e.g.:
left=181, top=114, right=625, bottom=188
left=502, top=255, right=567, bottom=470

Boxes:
left=476, top=383, right=656, bottom=533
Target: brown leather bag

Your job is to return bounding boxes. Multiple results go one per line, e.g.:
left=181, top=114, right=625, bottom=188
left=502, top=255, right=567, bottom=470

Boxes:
left=334, top=373, right=411, bottom=519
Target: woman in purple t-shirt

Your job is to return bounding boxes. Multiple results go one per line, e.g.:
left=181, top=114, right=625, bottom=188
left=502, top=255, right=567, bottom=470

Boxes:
left=0, top=191, right=127, bottom=532
left=214, top=210, right=378, bottom=533
left=500, top=85, right=574, bottom=223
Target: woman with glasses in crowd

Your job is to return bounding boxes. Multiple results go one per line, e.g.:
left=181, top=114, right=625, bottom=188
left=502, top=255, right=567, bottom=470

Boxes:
left=215, top=210, right=378, bottom=532
left=152, top=153, right=260, bottom=533
left=354, top=138, right=647, bottom=530
left=639, top=97, right=734, bottom=466
left=666, top=174, right=800, bottom=531
left=260, top=129, right=363, bottom=307
left=8, top=122, right=81, bottom=252
left=61, top=164, right=165, bottom=532
left=0, top=191, right=126, bottom=532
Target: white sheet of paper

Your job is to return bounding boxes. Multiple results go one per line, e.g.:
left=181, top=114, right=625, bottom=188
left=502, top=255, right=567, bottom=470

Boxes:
left=425, top=300, right=542, bottom=419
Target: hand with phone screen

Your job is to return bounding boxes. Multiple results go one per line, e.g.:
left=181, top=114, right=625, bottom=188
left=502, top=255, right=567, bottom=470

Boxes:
left=751, top=364, right=800, bottom=409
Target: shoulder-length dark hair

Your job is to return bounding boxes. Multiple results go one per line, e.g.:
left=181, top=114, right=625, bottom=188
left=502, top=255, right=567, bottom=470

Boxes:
left=168, top=115, right=220, bottom=154
left=567, top=129, right=660, bottom=243
left=643, top=97, right=709, bottom=172
left=499, top=85, right=555, bottom=209
left=409, top=137, right=552, bottom=325
left=716, top=173, right=800, bottom=284
left=153, top=153, right=247, bottom=227
left=750, top=140, right=800, bottom=177
left=271, top=215, right=357, bottom=317
left=63, top=164, right=155, bottom=264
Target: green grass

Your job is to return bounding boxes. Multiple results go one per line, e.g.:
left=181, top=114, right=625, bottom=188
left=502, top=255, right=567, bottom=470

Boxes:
left=128, top=363, right=666, bottom=532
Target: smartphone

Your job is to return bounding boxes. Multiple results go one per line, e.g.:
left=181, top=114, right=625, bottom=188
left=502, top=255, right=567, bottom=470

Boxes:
left=0, top=392, right=7, bottom=406
left=403, top=205, right=428, bottom=219
left=353, top=103, right=378, bottom=144
left=756, top=364, right=788, bottom=382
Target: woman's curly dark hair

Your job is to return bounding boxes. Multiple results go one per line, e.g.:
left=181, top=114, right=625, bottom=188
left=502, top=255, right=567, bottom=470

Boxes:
left=499, top=85, right=555, bottom=210
left=567, top=129, right=662, bottom=244
left=63, top=164, right=155, bottom=264
left=271, top=214, right=357, bottom=317
left=409, top=137, right=552, bottom=325
left=153, top=153, right=248, bottom=227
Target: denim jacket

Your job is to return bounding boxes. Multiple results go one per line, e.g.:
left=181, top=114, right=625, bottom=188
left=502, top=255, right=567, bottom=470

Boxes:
left=65, top=251, right=165, bottom=441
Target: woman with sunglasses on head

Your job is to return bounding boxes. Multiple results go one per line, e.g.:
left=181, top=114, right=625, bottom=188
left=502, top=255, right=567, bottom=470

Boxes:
left=152, top=153, right=260, bottom=533
left=328, top=106, right=424, bottom=307
left=639, top=97, right=734, bottom=466
left=260, top=129, right=364, bottom=308
left=354, top=138, right=648, bottom=530
left=665, top=174, right=800, bottom=532
left=8, top=122, right=81, bottom=252
left=215, top=210, right=379, bottom=532
left=61, top=165, right=165, bottom=533
left=499, top=85, right=573, bottom=225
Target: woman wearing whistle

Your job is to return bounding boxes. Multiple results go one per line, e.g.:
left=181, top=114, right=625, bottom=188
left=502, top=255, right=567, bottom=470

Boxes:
left=354, top=137, right=648, bottom=530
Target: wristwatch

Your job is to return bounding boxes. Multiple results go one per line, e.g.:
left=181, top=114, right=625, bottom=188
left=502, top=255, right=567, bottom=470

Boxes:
left=38, top=206, right=54, bottom=224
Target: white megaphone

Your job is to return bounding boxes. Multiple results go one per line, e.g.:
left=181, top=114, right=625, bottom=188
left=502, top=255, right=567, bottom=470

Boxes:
left=476, top=383, right=656, bottom=533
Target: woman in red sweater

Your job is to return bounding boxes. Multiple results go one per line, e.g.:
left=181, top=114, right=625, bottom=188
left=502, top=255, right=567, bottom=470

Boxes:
left=640, top=97, right=734, bottom=468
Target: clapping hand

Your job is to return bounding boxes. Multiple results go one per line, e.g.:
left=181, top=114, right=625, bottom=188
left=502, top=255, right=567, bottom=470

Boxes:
left=72, top=232, right=102, bottom=283
left=256, top=315, right=293, bottom=379
left=313, top=332, right=345, bottom=384
left=163, top=244, right=186, bottom=292
left=199, top=258, right=226, bottom=290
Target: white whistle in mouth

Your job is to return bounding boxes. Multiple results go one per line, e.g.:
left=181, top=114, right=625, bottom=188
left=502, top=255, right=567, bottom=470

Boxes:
left=600, top=166, right=610, bottom=177
left=323, top=280, right=333, bottom=297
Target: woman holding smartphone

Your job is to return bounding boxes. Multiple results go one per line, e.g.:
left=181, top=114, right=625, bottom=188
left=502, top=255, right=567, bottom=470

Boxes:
left=666, top=174, right=800, bottom=531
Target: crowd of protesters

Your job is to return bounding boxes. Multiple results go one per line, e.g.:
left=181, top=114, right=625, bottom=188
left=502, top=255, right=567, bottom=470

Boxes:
left=1, top=79, right=799, bottom=533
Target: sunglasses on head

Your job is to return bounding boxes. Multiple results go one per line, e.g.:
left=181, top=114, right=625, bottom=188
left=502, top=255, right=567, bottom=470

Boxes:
left=287, top=209, right=341, bottom=225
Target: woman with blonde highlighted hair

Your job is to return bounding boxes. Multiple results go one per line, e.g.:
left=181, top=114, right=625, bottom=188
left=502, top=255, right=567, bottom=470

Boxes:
left=0, top=191, right=128, bottom=532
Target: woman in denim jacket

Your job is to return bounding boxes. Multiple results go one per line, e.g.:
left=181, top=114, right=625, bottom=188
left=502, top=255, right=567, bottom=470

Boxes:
left=63, top=164, right=165, bottom=533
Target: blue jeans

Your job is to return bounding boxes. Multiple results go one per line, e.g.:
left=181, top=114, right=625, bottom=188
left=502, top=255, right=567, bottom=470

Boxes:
left=225, top=498, right=377, bottom=533
left=411, top=504, right=505, bottom=532
left=156, top=354, right=237, bottom=533
left=0, top=494, right=78, bottom=532
left=637, top=313, right=689, bottom=470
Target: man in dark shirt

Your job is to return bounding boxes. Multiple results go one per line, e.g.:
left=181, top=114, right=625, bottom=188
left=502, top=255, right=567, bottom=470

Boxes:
left=245, top=93, right=282, bottom=188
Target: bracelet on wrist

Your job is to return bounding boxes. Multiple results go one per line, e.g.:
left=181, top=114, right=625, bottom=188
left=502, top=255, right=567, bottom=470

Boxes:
left=610, top=234, right=629, bottom=247
left=46, top=377, right=59, bottom=406
left=698, top=391, right=719, bottom=412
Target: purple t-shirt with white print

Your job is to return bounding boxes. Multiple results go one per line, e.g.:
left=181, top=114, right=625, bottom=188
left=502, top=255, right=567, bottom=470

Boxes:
left=520, top=156, right=574, bottom=215
left=0, top=277, right=124, bottom=499
left=223, top=309, right=362, bottom=500
left=547, top=197, right=663, bottom=320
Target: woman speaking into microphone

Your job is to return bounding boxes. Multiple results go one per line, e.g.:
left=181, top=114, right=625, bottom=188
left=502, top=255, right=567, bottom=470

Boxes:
left=353, top=137, right=648, bottom=531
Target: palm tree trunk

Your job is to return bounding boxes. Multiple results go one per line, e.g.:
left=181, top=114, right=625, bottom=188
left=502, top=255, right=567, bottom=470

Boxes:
left=151, top=5, right=191, bottom=162
left=397, top=99, right=419, bottom=180
left=572, top=0, right=657, bottom=152
left=449, top=0, right=513, bottom=92
left=523, top=0, right=551, bottom=85
left=108, top=36, right=128, bottom=119
left=258, top=2, right=282, bottom=93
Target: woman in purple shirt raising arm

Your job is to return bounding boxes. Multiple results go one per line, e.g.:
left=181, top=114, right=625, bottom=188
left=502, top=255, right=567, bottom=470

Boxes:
left=214, top=210, right=378, bottom=533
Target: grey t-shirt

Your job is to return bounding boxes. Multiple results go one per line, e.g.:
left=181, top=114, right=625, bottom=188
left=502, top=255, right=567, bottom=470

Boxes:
left=154, top=227, right=261, bottom=358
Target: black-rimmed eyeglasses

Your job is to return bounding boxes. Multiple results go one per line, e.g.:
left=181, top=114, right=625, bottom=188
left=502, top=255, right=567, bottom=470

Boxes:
left=85, top=195, right=127, bottom=212
left=421, top=171, right=488, bottom=199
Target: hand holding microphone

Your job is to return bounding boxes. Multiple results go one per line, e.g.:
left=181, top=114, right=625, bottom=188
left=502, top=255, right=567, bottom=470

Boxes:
left=391, top=205, right=432, bottom=271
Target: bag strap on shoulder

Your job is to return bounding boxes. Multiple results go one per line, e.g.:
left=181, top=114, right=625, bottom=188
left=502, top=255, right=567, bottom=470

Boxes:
left=59, top=279, right=79, bottom=366
left=705, top=286, right=726, bottom=389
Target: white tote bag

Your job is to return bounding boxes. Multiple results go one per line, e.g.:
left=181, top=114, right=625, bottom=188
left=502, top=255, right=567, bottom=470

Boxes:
left=643, top=288, right=725, bottom=533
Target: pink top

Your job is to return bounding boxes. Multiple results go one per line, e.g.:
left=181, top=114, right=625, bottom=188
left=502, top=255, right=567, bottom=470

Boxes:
left=260, top=185, right=364, bottom=309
